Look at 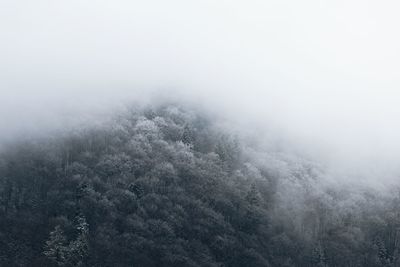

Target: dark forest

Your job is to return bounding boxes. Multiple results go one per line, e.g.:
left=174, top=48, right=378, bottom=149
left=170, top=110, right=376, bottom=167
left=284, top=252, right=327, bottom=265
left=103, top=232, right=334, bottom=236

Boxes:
left=0, top=104, right=399, bottom=266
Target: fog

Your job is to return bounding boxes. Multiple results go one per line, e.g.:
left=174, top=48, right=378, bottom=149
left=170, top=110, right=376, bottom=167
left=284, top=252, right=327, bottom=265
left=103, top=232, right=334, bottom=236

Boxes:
left=2, top=0, right=400, bottom=184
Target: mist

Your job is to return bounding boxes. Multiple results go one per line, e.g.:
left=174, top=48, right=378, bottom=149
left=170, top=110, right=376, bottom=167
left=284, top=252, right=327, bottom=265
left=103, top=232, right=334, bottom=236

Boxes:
left=2, top=0, right=400, bottom=184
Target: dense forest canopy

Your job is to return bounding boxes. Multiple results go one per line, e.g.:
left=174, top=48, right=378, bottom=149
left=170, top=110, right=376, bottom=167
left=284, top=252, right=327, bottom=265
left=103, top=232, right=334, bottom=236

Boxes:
left=0, top=103, right=400, bottom=267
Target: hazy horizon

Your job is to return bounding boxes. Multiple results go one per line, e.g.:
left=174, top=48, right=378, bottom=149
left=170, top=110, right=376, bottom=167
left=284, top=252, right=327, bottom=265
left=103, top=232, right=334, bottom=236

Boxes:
left=2, top=0, right=400, bottom=184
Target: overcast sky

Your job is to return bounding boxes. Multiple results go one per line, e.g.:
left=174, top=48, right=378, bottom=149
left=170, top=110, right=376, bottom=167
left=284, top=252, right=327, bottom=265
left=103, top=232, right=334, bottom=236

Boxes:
left=1, top=0, right=400, bottom=182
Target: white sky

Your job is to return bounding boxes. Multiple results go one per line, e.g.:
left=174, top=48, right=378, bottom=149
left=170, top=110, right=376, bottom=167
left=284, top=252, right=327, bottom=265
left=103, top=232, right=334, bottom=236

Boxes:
left=1, top=0, right=400, bottom=181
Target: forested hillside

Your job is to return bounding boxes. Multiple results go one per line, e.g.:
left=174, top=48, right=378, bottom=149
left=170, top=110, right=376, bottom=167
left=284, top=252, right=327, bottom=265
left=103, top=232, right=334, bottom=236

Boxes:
left=0, top=104, right=399, bottom=266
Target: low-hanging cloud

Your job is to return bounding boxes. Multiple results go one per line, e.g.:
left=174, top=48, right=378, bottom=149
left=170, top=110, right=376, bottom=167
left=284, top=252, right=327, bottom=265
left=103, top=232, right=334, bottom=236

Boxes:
left=1, top=0, right=400, bottom=183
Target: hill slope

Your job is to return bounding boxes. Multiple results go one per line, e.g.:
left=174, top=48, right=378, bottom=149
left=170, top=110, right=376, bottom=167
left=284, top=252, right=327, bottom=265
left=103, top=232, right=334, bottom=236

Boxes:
left=0, top=104, right=399, bottom=266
